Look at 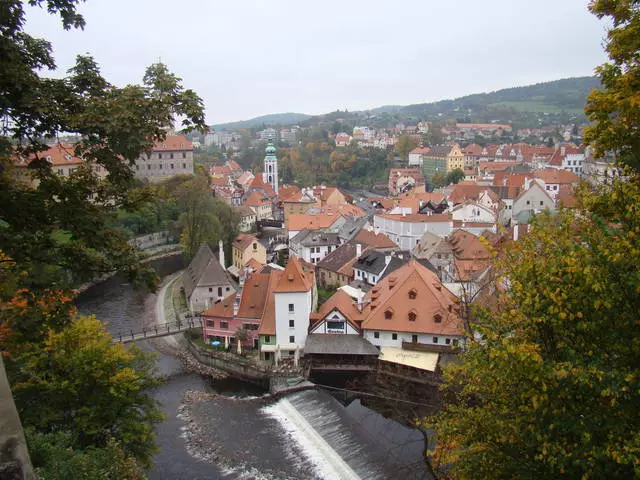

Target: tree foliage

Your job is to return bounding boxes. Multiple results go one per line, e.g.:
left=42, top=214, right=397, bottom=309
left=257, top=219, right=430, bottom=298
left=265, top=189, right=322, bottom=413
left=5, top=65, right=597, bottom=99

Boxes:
left=584, top=0, right=640, bottom=171
left=445, top=168, right=465, bottom=185
left=12, top=316, right=164, bottom=469
left=395, top=134, right=419, bottom=159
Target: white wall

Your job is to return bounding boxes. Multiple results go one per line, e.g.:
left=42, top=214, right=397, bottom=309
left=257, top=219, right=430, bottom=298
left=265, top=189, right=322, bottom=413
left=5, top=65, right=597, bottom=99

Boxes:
left=274, top=290, right=312, bottom=351
left=374, top=215, right=452, bottom=251
left=190, top=283, right=235, bottom=313
left=363, top=329, right=462, bottom=348
left=310, top=310, right=359, bottom=334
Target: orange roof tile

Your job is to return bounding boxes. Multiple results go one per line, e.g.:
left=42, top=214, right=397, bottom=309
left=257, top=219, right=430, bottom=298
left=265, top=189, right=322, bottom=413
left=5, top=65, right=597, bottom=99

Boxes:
left=245, top=190, right=270, bottom=207
left=19, top=144, right=83, bottom=167
left=236, top=273, right=271, bottom=319
left=274, top=255, right=314, bottom=293
left=201, top=293, right=235, bottom=318
left=311, top=289, right=365, bottom=330
left=287, top=213, right=342, bottom=232
left=233, top=233, right=260, bottom=251
left=534, top=168, right=579, bottom=185
left=360, top=260, right=463, bottom=336
left=376, top=213, right=452, bottom=223
left=257, top=270, right=282, bottom=335
left=153, top=135, right=192, bottom=151
left=353, top=229, right=396, bottom=249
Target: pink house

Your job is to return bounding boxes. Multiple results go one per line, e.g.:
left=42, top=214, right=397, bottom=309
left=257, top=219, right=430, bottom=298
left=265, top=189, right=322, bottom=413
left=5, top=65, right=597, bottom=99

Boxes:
left=200, top=270, right=270, bottom=349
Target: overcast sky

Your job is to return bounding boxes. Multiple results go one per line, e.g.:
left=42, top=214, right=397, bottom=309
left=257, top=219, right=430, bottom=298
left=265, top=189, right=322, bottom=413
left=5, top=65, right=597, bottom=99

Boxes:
left=25, top=0, right=609, bottom=124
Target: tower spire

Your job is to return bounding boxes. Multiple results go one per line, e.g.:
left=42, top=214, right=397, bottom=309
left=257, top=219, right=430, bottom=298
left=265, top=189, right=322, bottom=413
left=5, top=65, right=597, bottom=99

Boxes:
left=262, top=139, right=279, bottom=194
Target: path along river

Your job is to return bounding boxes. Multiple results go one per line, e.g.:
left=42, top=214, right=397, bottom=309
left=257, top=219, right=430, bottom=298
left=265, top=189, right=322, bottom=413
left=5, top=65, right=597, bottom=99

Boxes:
left=76, top=255, right=429, bottom=480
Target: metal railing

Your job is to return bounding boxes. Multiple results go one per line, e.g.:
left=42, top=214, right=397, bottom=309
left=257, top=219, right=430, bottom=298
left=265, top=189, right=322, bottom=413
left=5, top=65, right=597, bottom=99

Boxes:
left=114, top=317, right=200, bottom=343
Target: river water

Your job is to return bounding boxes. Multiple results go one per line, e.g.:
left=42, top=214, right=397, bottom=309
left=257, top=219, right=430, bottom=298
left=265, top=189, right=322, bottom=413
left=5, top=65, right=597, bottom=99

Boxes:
left=76, top=255, right=428, bottom=480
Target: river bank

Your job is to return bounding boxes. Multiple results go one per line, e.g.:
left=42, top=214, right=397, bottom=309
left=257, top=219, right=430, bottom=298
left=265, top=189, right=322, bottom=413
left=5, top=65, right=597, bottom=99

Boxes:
left=76, top=254, right=429, bottom=480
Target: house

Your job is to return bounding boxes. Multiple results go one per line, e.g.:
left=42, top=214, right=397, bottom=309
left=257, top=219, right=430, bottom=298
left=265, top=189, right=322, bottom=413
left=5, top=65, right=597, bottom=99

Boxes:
left=336, top=216, right=371, bottom=243
left=533, top=168, right=580, bottom=197
left=233, top=205, right=257, bottom=232
left=133, top=135, right=193, bottom=182
left=413, top=232, right=456, bottom=282
left=512, top=179, right=556, bottom=221
left=373, top=212, right=453, bottom=251
left=353, top=249, right=418, bottom=286
left=289, top=229, right=342, bottom=264
left=352, top=227, right=397, bottom=251
left=547, top=145, right=585, bottom=174
left=281, top=188, right=321, bottom=220
left=245, top=191, right=273, bottom=221
left=311, top=185, right=347, bottom=206
left=334, top=132, right=352, bottom=147
left=10, top=143, right=108, bottom=187
left=408, top=147, right=431, bottom=167
left=316, top=243, right=367, bottom=288
left=257, top=256, right=316, bottom=363
left=231, top=234, right=267, bottom=272
left=286, top=212, right=345, bottom=240
left=422, top=144, right=465, bottom=181
left=183, top=242, right=237, bottom=314
left=388, top=168, right=425, bottom=196
left=463, top=144, right=483, bottom=168
left=451, top=201, right=498, bottom=235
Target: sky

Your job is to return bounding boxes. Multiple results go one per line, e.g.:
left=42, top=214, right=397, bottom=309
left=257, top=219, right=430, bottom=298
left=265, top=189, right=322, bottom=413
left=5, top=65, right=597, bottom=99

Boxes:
left=25, top=0, right=609, bottom=125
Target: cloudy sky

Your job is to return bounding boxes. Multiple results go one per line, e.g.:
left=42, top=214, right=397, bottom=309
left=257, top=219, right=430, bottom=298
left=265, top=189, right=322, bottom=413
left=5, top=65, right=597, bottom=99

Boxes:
left=25, top=0, right=609, bottom=124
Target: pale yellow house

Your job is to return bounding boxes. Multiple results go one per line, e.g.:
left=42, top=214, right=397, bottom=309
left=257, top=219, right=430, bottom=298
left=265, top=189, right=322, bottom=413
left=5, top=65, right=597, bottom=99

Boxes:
left=232, top=233, right=267, bottom=271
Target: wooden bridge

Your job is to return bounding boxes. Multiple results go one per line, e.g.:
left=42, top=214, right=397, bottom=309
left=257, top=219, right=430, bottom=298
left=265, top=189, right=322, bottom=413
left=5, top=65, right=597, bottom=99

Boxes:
left=114, top=317, right=200, bottom=343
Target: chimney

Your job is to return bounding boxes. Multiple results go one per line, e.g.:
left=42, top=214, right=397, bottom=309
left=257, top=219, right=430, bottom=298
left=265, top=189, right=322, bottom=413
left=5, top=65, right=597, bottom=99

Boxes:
left=218, top=239, right=225, bottom=270
left=513, top=222, right=519, bottom=242
left=356, top=243, right=362, bottom=258
left=385, top=254, right=391, bottom=266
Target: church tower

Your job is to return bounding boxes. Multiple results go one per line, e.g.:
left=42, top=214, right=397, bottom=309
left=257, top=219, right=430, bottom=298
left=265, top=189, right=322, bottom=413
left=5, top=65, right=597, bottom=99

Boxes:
left=262, top=140, right=279, bottom=194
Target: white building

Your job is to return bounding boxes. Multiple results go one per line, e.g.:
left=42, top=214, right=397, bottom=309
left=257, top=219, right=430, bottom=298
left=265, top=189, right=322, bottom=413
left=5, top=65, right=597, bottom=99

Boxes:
left=262, top=141, right=279, bottom=194
left=373, top=213, right=453, bottom=251
left=272, top=256, right=315, bottom=358
left=258, top=128, right=279, bottom=141
left=289, top=230, right=341, bottom=264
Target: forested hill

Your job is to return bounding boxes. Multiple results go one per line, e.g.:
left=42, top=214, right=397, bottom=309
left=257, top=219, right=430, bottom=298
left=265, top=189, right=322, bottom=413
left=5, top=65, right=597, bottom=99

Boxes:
left=210, top=76, right=600, bottom=131
left=213, top=112, right=311, bottom=130
left=400, top=76, right=600, bottom=117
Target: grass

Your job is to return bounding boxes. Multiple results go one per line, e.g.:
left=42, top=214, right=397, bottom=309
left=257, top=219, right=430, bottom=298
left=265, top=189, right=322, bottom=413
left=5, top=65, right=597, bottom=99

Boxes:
left=491, top=101, right=584, bottom=114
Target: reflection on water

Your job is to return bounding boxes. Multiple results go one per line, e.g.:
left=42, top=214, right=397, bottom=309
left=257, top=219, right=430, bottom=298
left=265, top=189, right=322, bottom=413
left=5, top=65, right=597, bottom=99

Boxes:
left=206, top=376, right=268, bottom=399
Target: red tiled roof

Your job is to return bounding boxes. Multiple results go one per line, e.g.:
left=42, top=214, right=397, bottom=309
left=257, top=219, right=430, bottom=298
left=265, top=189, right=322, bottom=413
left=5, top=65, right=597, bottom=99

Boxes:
left=353, top=229, right=396, bottom=249
left=153, top=135, right=192, bottom=151
left=534, top=168, right=579, bottom=185
left=376, top=213, right=452, bottom=223
left=18, top=144, right=82, bottom=166
left=274, top=256, right=313, bottom=293
left=245, top=190, right=270, bottom=207
left=233, top=233, right=260, bottom=251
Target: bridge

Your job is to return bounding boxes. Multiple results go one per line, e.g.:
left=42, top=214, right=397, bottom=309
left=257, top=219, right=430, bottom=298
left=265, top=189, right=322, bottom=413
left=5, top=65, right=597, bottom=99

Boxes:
left=114, top=317, right=201, bottom=343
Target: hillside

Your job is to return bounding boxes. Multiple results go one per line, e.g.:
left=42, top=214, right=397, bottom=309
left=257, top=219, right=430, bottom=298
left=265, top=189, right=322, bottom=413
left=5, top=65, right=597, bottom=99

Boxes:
left=213, top=112, right=311, bottom=130
left=212, top=76, right=600, bottom=131
left=399, top=76, right=600, bottom=118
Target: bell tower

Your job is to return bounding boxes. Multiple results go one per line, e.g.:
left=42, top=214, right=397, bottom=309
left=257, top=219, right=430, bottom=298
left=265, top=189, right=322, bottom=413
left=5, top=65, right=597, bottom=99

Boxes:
left=262, top=140, right=279, bottom=194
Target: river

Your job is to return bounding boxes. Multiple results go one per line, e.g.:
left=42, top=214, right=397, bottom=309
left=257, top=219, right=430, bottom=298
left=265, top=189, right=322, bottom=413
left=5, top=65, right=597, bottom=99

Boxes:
left=76, top=254, right=429, bottom=480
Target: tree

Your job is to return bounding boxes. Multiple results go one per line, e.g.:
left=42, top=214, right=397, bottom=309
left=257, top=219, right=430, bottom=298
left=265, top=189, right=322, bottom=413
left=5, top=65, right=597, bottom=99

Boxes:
left=430, top=172, right=447, bottom=189
left=12, top=316, right=164, bottom=469
left=445, top=168, right=465, bottom=185
left=429, top=194, right=640, bottom=478
left=175, top=176, right=222, bottom=259
left=395, top=134, right=419, bottom=160
left=584, top=1, right=640, bottom=172
left=429, top=3, right=640, bottom=474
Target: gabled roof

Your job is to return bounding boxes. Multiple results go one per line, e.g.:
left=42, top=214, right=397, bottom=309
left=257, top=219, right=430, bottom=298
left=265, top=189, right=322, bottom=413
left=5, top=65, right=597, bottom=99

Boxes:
left=291, top=229, right=341, bottom=248
left=274, top=256, right=314, bottom=293
left=183, top=244, right=234, bottom=299
left=426, top=145, right=453, bottom=157
left=287, top=213, right=343, bottom=232
left=200, top=292, right=234, bottom=318
left=310, top=289, right=365, bottom=327
left=317, top=243, right=369, bottom=274
left=233, top=233, right=260, bottom=251
left=353, top=228, right=396, bottom=249
left=409, top=147, right=431, bottom=155
left=152, top=135, right=192, bottom=151
left=236, top=273, right=271, bottom=319
left=245, top=190, right=271, bottom=207
left=360, top=260, right=463, bottom=336
left=449, top=229, right=493, bottom=260
left=534, top=168, right=580, bottom=185
left=18, top=144, right=83, bottom=166
left=227, top=160, right=242, bottom=172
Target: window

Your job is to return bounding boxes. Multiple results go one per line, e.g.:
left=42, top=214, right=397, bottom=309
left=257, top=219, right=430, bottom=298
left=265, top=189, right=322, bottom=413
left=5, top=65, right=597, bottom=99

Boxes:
left=408, top=289, right=417, bottom=299
left=384, top=309, right=393, bottom=320
left=158, top=153, right=162, bottom=159
left=264, top=335, right=271, bottom=343
left=209, top=287, right=213, bottom=292
left=226, top=287, right=230, bottom=291
left=408, top=311, right=417, bottom=322
left=218, top=287, right=222, bottom=297
left=289, top=319, right=295, bottom=328
left=289, top=335, right=295, bottom=343
left=183, top=163, right=187, bottom=169
left=433, top=336, right=439, bottom=344
left=289, top=350, right=295, bottom=355
left=445, top=338, right=451, bottom=345
left=170, top=153, right=174, bottom=159
left=206, top=320, right=214, bottom=328
left=147, top=164, right=151, bottom=170
left=327, top=320, right=344, bottom=330
left=412, top=334, right=418, bottom=343
left=526, top=200, right=530, bottom=205
left=182, top=152, right=186, bottom=158
left=159, top=163, right=162, bottom=169
left=136, top=165, right=140, bottom=171
left=253, top=242, right=257, bottom=250
left=288, top=303, right=294, bottom=313
left=392, top=333, right=398, bottom=340
left=434, top=314, right=442, bottom=323
left=374, top=332, right=380, bottom=339
left=171, top=163, right=174, bottom=169
left=540, top=201, right=544, bottom=206
left=221, top=321, right=229, bottom=329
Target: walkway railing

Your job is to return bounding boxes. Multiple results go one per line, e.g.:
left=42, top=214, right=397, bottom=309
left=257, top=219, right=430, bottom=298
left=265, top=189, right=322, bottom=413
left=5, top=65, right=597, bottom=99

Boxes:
left=114, top=317, right=200, bottom=343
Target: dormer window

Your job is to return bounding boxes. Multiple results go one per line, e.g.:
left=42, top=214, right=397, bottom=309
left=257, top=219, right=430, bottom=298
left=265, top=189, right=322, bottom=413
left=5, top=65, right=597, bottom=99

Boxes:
left=408, top=311, right=417, bottom=322
left=434, top=314, right=442, bottom=323
left=384, top=309, right=393, bottom=320
left=408, top=289, right=417, bottom=300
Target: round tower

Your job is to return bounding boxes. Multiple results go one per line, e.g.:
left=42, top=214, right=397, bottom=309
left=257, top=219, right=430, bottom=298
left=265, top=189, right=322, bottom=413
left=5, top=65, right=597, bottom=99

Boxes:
left=262, top=140, right=279, bottom=194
